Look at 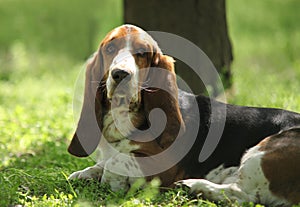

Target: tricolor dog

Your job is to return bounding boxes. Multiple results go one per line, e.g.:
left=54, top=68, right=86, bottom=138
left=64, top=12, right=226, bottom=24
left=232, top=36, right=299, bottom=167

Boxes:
left=68, top=25, right=300, bottom=206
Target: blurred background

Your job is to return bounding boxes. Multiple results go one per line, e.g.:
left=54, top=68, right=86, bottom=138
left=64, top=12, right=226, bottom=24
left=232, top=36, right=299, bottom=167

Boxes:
left=0, top=0, right=300, bottom=205
left=1, top=0, right=299, bottom=97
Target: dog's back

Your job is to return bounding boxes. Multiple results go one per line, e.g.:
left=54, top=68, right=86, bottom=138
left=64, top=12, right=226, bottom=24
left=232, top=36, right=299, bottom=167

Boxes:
left=178, top=91, right=300, bottom=178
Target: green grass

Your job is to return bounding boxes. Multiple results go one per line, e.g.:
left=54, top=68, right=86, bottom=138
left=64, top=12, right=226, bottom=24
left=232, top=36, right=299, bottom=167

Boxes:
left=1, top=0, right=300, bottom=206
left=227, top=0, right=300, bottom=110
left=0, top=0, right=122, bottom=60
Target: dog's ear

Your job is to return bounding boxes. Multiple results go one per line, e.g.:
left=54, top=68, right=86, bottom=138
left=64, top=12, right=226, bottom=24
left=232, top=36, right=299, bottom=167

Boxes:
left=68, top=52, right=104, bottom=157
left=143, top=53, right=185, bottom=149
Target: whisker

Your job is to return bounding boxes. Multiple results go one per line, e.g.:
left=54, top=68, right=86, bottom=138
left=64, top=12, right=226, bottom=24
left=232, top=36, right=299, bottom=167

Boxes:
left=138, top=78, right=151, bottom=85
left=145, top=88, right=159, bottom=92
left=138, top=86, right=159, bottom=93
left=99, top=80, right=106, bottom=86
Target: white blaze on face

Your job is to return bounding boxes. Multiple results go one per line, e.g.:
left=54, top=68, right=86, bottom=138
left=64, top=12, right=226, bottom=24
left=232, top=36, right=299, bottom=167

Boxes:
left=106, top=36, right=139, bottom=103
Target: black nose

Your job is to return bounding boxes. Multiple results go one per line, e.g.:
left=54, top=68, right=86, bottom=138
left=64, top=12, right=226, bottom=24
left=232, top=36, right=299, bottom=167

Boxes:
left=111, top=69, right=131, bottom=84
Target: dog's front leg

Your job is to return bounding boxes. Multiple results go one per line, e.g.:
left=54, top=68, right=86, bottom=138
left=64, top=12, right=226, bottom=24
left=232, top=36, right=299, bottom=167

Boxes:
left=101, top=154, right=143, bottom=192
left=68, top=160, right=105, bottom=180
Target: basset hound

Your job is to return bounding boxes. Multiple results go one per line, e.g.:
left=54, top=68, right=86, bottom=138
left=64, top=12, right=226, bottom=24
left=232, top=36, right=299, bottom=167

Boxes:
left=180, top=127, right=300, bottom=206
left=68, top=24, right=300, bottom=206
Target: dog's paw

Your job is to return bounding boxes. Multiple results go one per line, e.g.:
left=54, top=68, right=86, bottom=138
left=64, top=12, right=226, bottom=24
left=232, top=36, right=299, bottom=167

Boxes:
left=176, top=179, right=198, bottom=188
left=176, top=179, right=212, bottom=195
left=68, top=165, right=103, bottom=180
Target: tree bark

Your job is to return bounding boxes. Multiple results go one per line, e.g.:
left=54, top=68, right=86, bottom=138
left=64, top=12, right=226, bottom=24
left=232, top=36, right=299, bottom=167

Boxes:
left=124, top=0, right=233, bottom=95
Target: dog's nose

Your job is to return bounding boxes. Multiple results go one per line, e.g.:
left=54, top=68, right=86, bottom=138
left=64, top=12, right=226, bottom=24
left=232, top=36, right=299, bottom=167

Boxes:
left=111, top=69, right=131, bottom=84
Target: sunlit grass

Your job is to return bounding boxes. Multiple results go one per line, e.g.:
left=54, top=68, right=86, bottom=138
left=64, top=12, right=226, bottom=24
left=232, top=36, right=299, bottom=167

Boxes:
left=0, top=43, right=95, bottom=206
left=0, top=43, right=74, bottom=165
left=0, top=0, right=122, bottom=60
left=227, top=0, right=300, bottom=112
left=1, top=0, right=300, bottom=206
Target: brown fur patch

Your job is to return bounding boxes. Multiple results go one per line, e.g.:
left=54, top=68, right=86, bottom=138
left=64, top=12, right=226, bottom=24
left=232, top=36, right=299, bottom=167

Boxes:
left=259, top=128, right=300, bottom=204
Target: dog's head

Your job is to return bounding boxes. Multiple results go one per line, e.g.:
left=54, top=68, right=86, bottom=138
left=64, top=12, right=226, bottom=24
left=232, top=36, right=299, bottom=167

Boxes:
left=68, top=24, right=184, bottom=157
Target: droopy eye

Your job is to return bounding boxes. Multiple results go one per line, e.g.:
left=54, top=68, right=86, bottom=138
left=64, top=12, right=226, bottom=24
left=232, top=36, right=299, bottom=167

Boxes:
left=135, top=48, right=147, bottom=57
left=105, top=43, right=116, bottom=54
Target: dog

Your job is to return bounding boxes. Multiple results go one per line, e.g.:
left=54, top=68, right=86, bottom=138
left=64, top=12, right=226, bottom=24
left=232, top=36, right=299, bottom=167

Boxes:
left=179, top=127, right=300, bottom=206
left=68, top=24, right=300, bottom=206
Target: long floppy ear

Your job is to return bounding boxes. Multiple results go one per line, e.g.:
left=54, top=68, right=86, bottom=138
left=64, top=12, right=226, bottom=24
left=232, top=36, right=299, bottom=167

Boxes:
left=68, top=52, right=104, bottom=157
left=143, top=53, right=185, bottom=149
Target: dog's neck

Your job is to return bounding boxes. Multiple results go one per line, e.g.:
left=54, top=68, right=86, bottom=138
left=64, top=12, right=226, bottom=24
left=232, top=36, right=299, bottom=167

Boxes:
left=102, top=99, right=145, bottom=143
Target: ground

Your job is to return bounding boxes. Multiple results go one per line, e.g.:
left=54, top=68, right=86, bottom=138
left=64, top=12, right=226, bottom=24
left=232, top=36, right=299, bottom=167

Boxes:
left=0, top=0, right=300, bottom=206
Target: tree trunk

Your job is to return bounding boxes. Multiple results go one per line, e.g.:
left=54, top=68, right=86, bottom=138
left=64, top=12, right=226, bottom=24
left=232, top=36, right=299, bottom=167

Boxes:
left=124, top=0, right=233, bottom=95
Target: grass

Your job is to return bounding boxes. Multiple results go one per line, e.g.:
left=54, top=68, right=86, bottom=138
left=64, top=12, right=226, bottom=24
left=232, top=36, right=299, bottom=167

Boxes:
left=0, top=0, right=300, bottom=206
left=227, top=0, right=300, bottom=110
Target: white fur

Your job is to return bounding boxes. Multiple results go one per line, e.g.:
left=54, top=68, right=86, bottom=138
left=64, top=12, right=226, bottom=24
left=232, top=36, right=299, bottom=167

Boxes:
left=68, top=137, right=142, bottom=191
left=205, top=165, right=238, bottom=184
left=68, top=162, right=104, bottom=180
left=107, top=38, right=139, bottom=103
left=69, top=37, right=143, bottom=191
left=100, top=152, right=143, bottom=191
left=180, top=146, right=291, bottom=206
left=102, top=108, right=139, bottom=142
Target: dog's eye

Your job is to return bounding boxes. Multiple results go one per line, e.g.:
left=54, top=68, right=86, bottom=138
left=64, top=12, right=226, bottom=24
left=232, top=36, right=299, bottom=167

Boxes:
left=135, top=48, right=147, bottom=57
left=106, top=43, right=116, bottom=54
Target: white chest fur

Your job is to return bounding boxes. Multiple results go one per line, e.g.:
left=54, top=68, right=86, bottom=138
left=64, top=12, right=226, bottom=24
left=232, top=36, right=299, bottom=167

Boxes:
left=102, top=107, right=138, bottom=142
left=100, top=107, right=140, bottom=159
